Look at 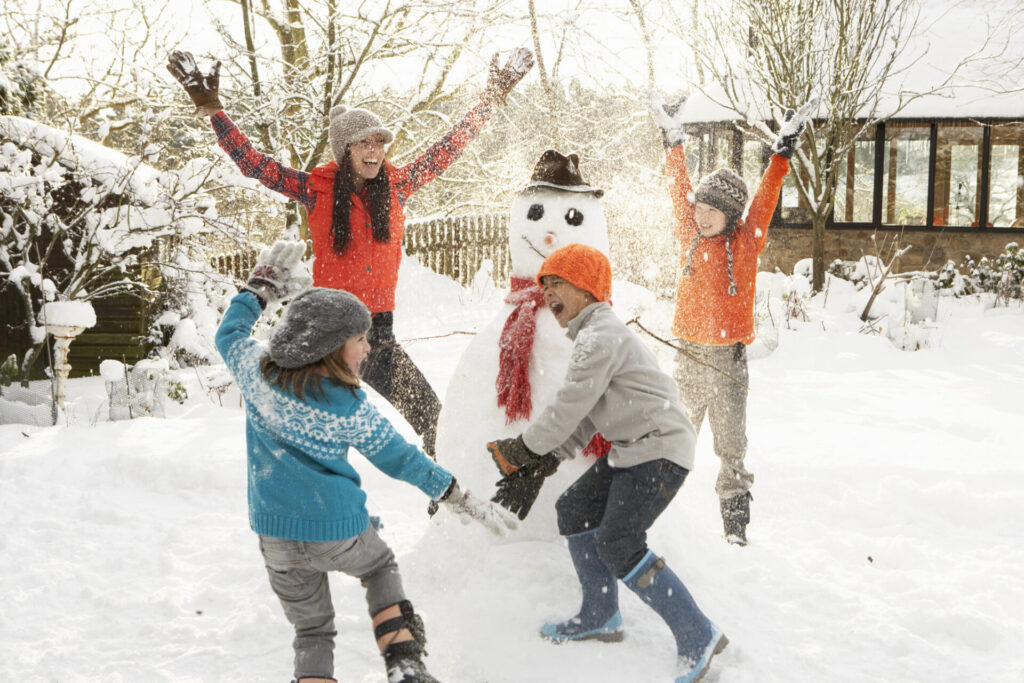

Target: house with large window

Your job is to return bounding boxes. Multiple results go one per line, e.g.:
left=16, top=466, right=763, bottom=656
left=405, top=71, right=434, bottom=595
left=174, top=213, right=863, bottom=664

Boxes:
left=678, top=5, right=1024, bottom=273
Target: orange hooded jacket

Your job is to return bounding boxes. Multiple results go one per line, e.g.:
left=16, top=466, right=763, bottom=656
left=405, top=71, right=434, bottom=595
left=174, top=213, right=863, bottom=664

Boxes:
left=666, top=146, right=790, bottom=345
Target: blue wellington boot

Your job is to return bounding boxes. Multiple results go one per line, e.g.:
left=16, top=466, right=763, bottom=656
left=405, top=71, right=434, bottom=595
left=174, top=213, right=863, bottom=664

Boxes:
left=623, top=550, right=728, bottom=683
left=540, top=530, right=624, bottom=643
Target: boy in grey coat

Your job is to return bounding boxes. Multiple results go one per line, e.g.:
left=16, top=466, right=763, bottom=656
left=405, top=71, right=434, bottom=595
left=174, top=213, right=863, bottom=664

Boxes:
left=485, top=244, right=728, bottom=683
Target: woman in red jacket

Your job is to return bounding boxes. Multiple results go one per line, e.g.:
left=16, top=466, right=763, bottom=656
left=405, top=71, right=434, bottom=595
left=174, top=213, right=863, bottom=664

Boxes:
left=169, top=49, right=533, bottom=460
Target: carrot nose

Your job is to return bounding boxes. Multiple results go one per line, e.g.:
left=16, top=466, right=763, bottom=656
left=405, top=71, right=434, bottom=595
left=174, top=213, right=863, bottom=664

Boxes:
left=543, top=232, right=556, bottom=246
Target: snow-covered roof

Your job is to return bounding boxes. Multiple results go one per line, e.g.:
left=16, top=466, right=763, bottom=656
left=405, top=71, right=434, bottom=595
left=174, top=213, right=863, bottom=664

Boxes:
left=0, top=116, right=161, bottom=198
left=683, top=2, right=1024, bottom=124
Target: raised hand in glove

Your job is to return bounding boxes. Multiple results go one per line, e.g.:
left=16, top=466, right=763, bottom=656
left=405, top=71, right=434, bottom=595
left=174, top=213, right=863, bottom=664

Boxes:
left=647, top=90, right=689, bottom=148
left=772, top=96, right=819, bottom=159
left=481, top=48, right=535, bottom=106
left=438, top=479, right=518, bottom=536
left=491, top=454, right=559, bottom=521
left=167, top=50, right=224, bottom=117
left=243, top=241, right=312, bottom=308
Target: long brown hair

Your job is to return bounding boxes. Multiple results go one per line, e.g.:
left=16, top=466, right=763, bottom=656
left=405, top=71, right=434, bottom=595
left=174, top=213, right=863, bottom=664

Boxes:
left=331, top=147, right=391, bottom=254
left=261, top=346, right=361, bottom=401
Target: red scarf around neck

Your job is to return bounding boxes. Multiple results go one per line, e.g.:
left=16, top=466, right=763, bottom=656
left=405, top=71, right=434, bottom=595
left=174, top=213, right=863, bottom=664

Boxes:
left=495, top=276, right=610, bottom=458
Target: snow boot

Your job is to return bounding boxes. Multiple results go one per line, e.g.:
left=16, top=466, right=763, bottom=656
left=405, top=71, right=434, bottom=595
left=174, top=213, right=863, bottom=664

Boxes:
left=720, top=491, right=751, bottom=546
left=374, top=601, right=439, bottom=683
left=623, top=551, right=728, bottom=683
left=540, top=529, right=624, bottom=643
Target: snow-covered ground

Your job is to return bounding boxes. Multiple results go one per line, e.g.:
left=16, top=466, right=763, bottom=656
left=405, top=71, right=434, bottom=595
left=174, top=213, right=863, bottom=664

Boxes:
left=2, top=259, right=1023, bottom=683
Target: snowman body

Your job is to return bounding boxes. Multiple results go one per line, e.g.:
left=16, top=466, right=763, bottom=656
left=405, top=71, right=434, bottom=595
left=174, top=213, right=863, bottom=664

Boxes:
left=435, top=187, right=609, bottom=537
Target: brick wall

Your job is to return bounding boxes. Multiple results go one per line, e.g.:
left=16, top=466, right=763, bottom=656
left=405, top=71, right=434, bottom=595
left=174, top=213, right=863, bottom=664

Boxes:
left=760, top=225, right=1023, bottom=274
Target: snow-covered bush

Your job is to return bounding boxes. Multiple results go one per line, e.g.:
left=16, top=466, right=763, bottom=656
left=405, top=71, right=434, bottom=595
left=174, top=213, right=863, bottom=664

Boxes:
left=936, top=259, right=975, bottom=296
left=0, top=41, right=41, bottom=117
left=934, top=244, right=1023, bottom=302
left=970, top=243, right=1024, bottom=303
left=825, top=255, right=885, bottom=291
left=0, top=114, right=246, bottom=380
left=0, top=353, right=16, bottom=396
left=147, top=240, right=238, bottom=367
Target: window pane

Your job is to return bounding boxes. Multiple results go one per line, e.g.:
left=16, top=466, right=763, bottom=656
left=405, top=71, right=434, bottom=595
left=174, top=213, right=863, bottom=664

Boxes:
left=989, top=122, right=1024, bottom=228
left=714, top=125, right=733, bottom=172
left=834, top=126, right=876, bottom=223
left=933, top=123, right=982, bottom=226
left=882, top=124, right=930, bottom=226
left=684, top=129, right=710, bottom=180
left=780, top=171, right=811, bottom=223
left=741, top=138, right=768, bottom=194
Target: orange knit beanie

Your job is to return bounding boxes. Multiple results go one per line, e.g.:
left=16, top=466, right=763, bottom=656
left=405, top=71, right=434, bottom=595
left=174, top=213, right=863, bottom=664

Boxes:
left=536, top=244, right=612, bottom=302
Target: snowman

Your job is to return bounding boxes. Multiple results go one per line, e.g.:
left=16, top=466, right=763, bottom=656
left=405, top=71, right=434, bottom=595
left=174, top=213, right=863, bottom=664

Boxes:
left=435, top=150, right=610, bottom=537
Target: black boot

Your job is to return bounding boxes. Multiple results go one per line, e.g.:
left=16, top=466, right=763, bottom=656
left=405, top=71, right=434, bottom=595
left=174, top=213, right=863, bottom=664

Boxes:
left=374, top=601, right=439, bottom=683
left=720, top=491, right=751, bottom=546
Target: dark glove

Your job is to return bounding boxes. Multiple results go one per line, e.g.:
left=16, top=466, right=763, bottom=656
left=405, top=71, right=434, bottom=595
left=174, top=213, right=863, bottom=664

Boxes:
left=771, top=109, right=802, bottom=159
left=491, top=455, right=559, bottom=521
left=771, top=97, right=818, bottom=159
left=487, top=435, right=540, bottom=476
left=167, top=50, right=224, bottom=117
left=647, top=90, right=688, bottom=148
left=481, top=48, right=534, bottom=106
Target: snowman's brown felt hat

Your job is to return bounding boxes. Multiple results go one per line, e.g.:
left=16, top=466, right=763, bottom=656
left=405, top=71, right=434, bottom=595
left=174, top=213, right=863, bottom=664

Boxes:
left=523, top=150, right=604, bottom=197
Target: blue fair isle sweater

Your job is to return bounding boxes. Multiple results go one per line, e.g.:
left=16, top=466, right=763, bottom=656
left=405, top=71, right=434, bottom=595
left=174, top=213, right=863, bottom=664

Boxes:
left=215, top=292, right=454, bottom=542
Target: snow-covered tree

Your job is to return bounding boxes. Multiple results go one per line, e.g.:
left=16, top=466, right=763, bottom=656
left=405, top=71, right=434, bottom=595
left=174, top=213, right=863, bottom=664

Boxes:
left=686, top=0, right=1024, bottom=291
left=0, top=114, right=244, bottom=381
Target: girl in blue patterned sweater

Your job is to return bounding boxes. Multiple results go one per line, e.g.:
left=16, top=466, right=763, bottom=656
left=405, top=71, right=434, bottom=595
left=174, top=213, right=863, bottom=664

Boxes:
left=215, top=242, right=514, bottom=683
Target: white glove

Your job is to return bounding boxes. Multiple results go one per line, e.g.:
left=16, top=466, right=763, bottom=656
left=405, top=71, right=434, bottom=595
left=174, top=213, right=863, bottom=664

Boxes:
left=243, top=240, right=312, bottom=307
left=481, top=47, right=535, bottom=106
left=441, top=481, right=518, bottom=536
left=647, top=90, right=688, bottom=148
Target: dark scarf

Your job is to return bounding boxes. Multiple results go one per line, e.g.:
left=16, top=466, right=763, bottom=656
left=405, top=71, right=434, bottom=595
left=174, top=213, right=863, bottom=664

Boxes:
left=330, top=148, right=391, bottom=254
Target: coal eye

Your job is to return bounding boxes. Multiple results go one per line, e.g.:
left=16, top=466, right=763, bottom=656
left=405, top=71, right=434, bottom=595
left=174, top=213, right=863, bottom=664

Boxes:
left=527, top=204, right=544, bottom=221
left=565, top=208, right=584, bottom=226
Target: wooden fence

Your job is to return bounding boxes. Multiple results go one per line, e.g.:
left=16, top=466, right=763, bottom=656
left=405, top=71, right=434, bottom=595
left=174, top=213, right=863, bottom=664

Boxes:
left=404, top=214, right=510, bottom=286
left=209, top=214, right=511, bottom=286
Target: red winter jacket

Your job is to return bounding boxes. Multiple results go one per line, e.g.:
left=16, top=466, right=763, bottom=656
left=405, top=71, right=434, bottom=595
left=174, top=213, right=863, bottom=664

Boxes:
left=213, top=103, right=493, bottom=312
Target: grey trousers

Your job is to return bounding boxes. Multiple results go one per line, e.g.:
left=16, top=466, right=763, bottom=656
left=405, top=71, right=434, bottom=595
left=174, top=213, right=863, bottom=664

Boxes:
left=258, top=526, right=406, bottom=679
left=673, top=341, right=754, bottom=500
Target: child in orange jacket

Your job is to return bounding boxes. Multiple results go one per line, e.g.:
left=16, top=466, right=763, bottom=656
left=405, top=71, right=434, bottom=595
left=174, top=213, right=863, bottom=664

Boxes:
left=649, top=92, right=813, bottom=545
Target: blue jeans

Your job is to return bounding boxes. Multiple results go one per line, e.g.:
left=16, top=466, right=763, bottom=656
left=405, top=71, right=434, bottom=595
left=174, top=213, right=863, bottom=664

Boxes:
left=259, top=525, right=406, bottom=679
left=555, top=457, right=688, bottom=578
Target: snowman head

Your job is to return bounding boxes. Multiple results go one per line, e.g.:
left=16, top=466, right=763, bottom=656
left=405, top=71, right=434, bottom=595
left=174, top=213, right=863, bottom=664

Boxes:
left=508, top=151, right=609, bottom=280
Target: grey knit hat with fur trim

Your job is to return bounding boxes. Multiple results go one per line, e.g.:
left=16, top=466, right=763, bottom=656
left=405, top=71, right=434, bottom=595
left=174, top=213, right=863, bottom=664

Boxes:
left=329, top=105, right=394, bottom=164
left=269, top=287, right=371, bottom=369
left=694, top=168, right=748, bottom=222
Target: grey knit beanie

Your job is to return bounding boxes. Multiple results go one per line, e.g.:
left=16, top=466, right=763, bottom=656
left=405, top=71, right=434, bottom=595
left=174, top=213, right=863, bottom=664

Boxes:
left=329, top=105, right=394, bottom=164
left=694, top=168, right=748, bottom=222
left=269, top=288, right=371, bottom=369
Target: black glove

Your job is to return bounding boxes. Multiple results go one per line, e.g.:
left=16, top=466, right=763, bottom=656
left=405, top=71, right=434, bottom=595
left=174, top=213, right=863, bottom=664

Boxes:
left=771, top=108, right=802, bottom=159
left=647, top=90, right=688, bottom=148
left=491, top=454, right=559, bottom=520
left=487, top=435, right=540, bottom=476
left=167, top=50, right=224, bottom=117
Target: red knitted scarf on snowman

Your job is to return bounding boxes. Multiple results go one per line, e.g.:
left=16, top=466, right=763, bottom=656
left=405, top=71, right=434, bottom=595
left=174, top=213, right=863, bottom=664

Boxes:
left=496, top=276, right=610, bottom=458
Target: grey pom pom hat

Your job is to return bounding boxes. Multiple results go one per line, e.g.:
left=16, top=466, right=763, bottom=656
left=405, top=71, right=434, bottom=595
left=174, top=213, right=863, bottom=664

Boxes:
left=269, top=288, right=371, bottom=369
left=693, top=168, right=748, bottom=222
left=329, top=105, right=394, bottom=164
